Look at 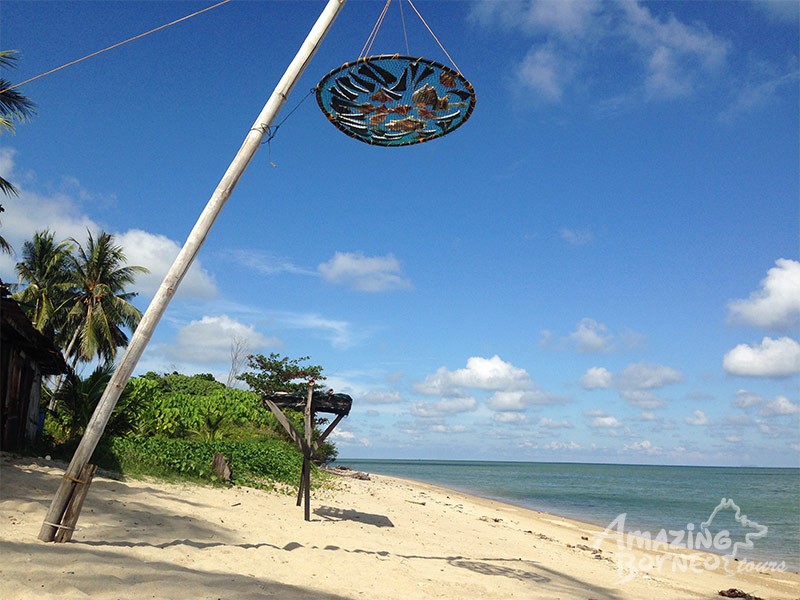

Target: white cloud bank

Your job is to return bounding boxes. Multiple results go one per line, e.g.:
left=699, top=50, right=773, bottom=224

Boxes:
left=723, top=336, right=800, bottom=377
left=727, top=259, right=800, bottom=331
left=413, top=355, right=567, bottom=417
left=471, top=0, right=729, bottom=103
left=0, top=149, right=217, bottom=301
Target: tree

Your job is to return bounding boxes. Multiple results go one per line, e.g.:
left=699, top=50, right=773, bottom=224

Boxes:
left=237, top=352, right=325, bottom=396
left=61, top=231, right=148, bottom=366
left=0, top=50, right=36, bottom=253
left=226, top=334, right=250, bottom=388
left=13, top=230, right=74, bottom=341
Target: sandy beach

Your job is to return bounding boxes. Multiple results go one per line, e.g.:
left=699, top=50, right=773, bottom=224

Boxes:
left=1, top=453, right=798, bottom=600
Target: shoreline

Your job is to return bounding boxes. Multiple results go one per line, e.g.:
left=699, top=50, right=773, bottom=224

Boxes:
left=365, top=471, right=800, bottom=575
left=2, top=453, right=799, bottom=599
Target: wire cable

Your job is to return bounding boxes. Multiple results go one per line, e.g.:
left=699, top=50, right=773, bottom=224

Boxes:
left=0, top=0, right=233, bottom=94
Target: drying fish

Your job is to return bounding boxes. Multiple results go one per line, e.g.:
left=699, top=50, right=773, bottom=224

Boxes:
left=412, top=84, right=450, bottom=110
left=418, top=107, right=437, bottom=119
left=356, top=102, right=376, bottom=114
left=370, top=113, right=387, bottom=126
left=390, top=104, right=412, bottom=116
left=439, top=70, right=457, bottom=88
left=386, top=116, right=426, bottom=132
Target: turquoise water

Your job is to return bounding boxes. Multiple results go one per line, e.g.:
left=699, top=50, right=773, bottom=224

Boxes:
left=337, top=459, right=800, bottom=570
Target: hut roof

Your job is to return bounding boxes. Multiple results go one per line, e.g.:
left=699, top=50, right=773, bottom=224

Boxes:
left=0, top=282, right=68, bottom=375
left=264, top=391, right=352, bottom=416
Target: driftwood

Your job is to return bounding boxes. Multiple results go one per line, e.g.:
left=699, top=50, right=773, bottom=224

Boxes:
left=324, top=465, right=371, bottom=480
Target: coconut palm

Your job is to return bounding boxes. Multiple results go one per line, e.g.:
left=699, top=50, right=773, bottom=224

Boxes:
left=62, top=231, right=148, bottom=366
left=13, top=230, right=75, bottom=341
left=0, top=50, right=36, bottom=253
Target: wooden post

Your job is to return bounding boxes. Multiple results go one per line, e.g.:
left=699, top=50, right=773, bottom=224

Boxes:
left=38, top=0, right=347, bottom=542
left=303, top=381, right=313, bottom=521
left=52, top=463, right=97, bottom=543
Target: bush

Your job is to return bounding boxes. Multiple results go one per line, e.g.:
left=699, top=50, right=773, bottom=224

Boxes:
left=97, top=435, right=304, bottom=486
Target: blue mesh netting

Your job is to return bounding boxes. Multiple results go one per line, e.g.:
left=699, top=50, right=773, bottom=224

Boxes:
left=316, top=55, right=476, bottom=147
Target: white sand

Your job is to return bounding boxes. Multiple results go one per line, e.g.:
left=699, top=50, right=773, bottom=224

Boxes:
left=1, top=453, right=798, bottom=599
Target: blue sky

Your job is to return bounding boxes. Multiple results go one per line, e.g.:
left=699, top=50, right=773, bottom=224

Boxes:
left=1, top=0, right=798, bottom=466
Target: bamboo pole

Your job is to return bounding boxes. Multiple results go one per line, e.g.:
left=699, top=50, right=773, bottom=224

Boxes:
left=38, top=0, right=347, bottom=542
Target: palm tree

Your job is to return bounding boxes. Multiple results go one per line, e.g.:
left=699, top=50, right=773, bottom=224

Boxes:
left=13, top=230, right=75, bottom=341
left=62, top=231, right=148, bottom=366
left=0, top=50, right=37, bottom=253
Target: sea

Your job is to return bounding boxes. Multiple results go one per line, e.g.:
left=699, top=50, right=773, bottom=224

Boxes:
left=336, top=459, right=800, bottom=571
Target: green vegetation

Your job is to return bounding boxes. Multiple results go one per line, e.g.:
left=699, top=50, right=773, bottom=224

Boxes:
left=10, top=223, right=339, bottom=490
left=41, top=367, right=337, bottom=489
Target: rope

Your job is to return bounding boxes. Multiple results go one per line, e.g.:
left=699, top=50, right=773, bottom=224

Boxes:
left=359, top=0, right=393, bottom=61
left=398, top=0, right=410, bottom=56
left=256, top=86, right=316, bottom=167
left=0, top=0, right=233, bottom=94
left=405, top=0, right=462, bottom=74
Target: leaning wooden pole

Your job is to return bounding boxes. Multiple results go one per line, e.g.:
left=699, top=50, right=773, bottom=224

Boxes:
left=38, top=0, right=347, bottom=542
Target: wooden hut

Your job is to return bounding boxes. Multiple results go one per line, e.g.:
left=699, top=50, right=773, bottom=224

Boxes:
left=0, top=281, right=67, bottom=451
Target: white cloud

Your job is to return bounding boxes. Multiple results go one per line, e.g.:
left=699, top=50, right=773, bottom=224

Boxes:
left=542, top=441, right=582, bottom=450
left=685, top=409, right=708, bottom=426
left=723, top=336, right=800, bottom=377
left=517, top=44, right=574, bottom=102
left=720, top=69, right=800, bottom=121
left=318, top=251, right=411, bottom=292
left=621, top=1, right=728, bottom=99
left=278, top=311, right=357, bottom=349
left=474, top=0, right=729, bottom=104
left=162, top=314, right=277, bottom=364
left=360, top=390, right=404, bottom=405
left=570, top=318, right=613, bottom=353
left=117, top=229, right=217, bottom=299
left=486, top=389, right=564, bottom=411
left=734, top=389, right=763, bottom=409
left=430, top=424, right=469, bottom=433
left=494, top=412, right=527, bottom=424
left=0, top=150, right=217, bottom=301
left=329, top=429, right=371, bottom=447
left=560, top=228, right=594, bottom=246
left=591, top=415, right=622, bottom=428
left=753, top=0, right=800, bottom=22
left=727, top=259, right=800, bottom=331
left=538, top=417, right=573, bottom=429
left=623, top=439, right=658, bottom=453
left=411, top=397, right=478, bottom=418
left=619, top=390, right=664, bottom=410
left=580, top=366, right=613, bottom=389
left=761, top=396, right=800, bottom=417
left=226, top=249, right=315, bottom=277
left=415, top=355, right=532, bottom=396
left=471, top=0, right=598, bottom=37
left=618, top=363, right=682, bottom=389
